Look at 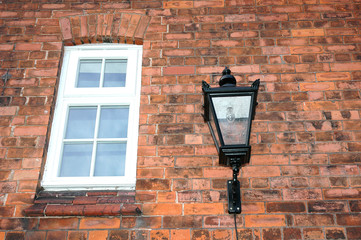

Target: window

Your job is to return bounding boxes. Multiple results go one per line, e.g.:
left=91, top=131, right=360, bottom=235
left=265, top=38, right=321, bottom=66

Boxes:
left=42, top=44, right=143, bottom=190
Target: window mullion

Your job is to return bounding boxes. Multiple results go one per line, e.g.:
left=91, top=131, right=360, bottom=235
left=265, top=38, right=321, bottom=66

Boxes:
left=99, top=58, right=105, bottom=88
left=89, top=105, right=101, bottom=177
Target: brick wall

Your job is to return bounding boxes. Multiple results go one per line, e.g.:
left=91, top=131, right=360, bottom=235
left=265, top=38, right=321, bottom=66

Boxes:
left=1, top=0, right=361, bottom=239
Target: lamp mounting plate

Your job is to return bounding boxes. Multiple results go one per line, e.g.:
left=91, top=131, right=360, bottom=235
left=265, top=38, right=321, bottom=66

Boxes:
left=227, top=179, right=241, bottom=214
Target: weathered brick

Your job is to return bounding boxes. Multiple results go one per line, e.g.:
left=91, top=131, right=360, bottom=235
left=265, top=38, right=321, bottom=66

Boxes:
left=308, top=201, right=348, bottom=213
left=267, top=202, right=306, bottom=213
left=337, top=214, right=361, bottom=226
left=325, top=228, right=346, bottom=240
left=294, top=214, right=334, bottom=226
left=163, top=216, right=202, bottom=228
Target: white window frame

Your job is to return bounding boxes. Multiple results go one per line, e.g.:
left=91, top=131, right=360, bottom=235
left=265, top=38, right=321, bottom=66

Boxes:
left=42, top=44, right=142, bottom=191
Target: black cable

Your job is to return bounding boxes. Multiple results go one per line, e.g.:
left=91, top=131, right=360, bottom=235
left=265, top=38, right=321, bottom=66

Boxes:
left=234, top=213, right=239, bottom=240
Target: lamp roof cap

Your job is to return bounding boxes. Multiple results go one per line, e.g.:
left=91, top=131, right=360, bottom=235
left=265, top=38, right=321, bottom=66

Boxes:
left=219, top=67, right=236, bottom=87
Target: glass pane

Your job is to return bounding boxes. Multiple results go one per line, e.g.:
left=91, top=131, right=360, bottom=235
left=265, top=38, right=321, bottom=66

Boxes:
left=209, top=102, right=221, bottom=148
left=98, top=107, right=129, bottom=138
left=65, top=107, right=97, bottom=139
left=94, top=143, right=126, bottom=176
left=212, top=96, right=251, bottom=145
left=59, top=143, right=93, bottom=177
left=77, top=60, right=102, bottom=88
left=103, top=59, right=127, bottom=87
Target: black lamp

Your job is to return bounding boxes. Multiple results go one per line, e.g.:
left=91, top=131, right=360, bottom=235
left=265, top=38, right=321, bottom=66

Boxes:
left=202, top=67, right=260, bottom=214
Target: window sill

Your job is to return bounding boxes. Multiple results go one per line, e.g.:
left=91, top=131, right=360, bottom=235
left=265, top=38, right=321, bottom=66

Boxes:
left=24, top=190, right=141, bottom=217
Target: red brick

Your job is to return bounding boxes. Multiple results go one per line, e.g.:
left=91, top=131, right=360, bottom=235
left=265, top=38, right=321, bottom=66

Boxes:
left=46, top=231, right=67, bottom=240
left=136, top=179, right=170, bottom=190
left=316, top=72, right=351, bottom=81
left=257, top=14, right=288, bottom=22
left=134, top=16, right=151, bottom=39
left=79, top=217, right=120, bottom=229
left=7, top=148, right=43, bottom=158
left=0, top=206, right=14, bottom=217
left=273, top=5, right=301, bottom=12
left=262, top=46, right=290, bottom=55
left=158, top=146, right=194, bottom=156
left=170, top=229, right=190, bottom=240
left=243, top=166, right=280, bottom=177
left=143, top=203, right=182, bottom=215
left=291, top=46, right=323, bottom=54
left=230, top=31, right=259, bottom=38
left=13, top=169, right=39, bottom=180
left=300, top=82, right=335, bottom=91
left=225, top=14, right=255, bottom=22
left=165, top=168, right=202, bottom=178
left=327, top=28, right=357, bottom=36
left=0, top=107, right=17, bottom=116
left=331, top=62, right=361, bottom=71
left=150, top=230, right=169, bottom=240
left=303, top=228, right=324, bottom=239
left=242, top=202, right=265, bottom=214
left=88, top=231, right=108, bottom=240
left=243, top=190, right=282, bottom=201
left=347, top=227, right=361, bottom=239
left=294, top=214, right=334, bottom=226
left=184, top=203, right=224, bottom=215
left=157, top=192, right=176, bottom=203
left=15, top=43, right=41, bottom=51
left=245, top=215, right=286, bottom=227
left=284, top=189, right=322, bottom=200
left=163, top=66, right=195, bottom=75
left=324, top=189, right=361, bottom=199
left=267, top=202, right=306, bottom=213
left=39, top=218, right=78, bottom=230
left=26, top=68, right=58, bottom=78
left=59, top=18, right=72, bottom=40
left=163, top=49, right=194, bottom=57
left=162, top=216, right=201, bottom=228
left=308, top=201, right=348, bottom=213
left=13, top=126, right=47, bottom=136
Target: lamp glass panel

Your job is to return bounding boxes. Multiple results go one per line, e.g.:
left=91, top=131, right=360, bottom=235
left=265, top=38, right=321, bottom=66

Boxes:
left=208, top=101, right=221, bottom=148
left=212, top=95, right=251, bottom=145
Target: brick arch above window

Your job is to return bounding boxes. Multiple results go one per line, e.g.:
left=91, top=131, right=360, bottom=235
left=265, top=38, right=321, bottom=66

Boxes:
left=59, top=13, right=150, bottom=46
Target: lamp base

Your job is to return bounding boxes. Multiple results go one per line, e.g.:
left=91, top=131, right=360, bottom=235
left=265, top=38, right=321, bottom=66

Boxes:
left=219, top=146, right=251, bottom=166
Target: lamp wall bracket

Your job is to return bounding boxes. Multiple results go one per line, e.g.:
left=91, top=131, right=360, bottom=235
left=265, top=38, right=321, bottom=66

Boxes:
left=227, top=157, right=242, bottom=214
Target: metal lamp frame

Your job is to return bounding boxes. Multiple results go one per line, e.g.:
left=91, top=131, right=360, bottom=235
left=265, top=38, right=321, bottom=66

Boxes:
left=202, top=80, right=260, bottom=166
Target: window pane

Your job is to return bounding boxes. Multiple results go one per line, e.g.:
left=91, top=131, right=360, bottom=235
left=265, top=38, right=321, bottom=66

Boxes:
left=77, top=60, right=102, bottom=88
left=59, top=143, right=93, bottom=177
left=65, top=107, right=97, bottom=139
left=103, top=59, right=127, bottom=87
left=94, top=143, right=126, bottom=176
left=98, top=107, right=129, bottom=138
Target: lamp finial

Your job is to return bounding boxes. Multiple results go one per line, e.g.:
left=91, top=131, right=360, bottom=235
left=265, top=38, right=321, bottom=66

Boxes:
left=219, top=67, right=236, bottom=87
